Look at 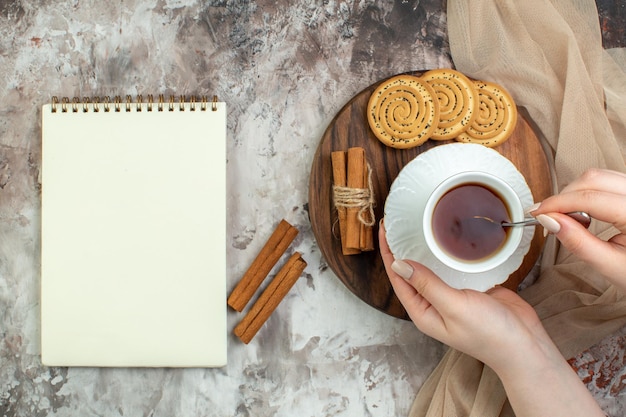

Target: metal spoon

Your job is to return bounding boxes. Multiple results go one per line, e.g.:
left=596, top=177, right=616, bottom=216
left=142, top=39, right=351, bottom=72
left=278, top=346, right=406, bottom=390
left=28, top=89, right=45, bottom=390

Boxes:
left=475, top=211, right=592, bottom=229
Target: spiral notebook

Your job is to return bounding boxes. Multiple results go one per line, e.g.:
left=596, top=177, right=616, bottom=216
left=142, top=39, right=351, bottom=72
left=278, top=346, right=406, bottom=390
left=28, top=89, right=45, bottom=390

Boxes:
left=40, top=95, right=227, bottom=367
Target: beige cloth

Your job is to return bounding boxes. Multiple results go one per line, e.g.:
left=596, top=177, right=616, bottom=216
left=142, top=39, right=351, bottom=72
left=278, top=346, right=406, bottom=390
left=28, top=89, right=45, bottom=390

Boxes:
left=410, top=0, right=626, bottom=416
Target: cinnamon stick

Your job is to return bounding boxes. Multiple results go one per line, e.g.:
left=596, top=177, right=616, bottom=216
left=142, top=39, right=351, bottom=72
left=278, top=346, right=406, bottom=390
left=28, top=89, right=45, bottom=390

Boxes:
left=346, top=147, right=365, bottom=250
left=227, top=219, right=299, bottom=312
left=331, top=151, right=360, bottom=255
left=360, top=162, right=375, bottom=251
left=234, top=252, right=307, bottom=344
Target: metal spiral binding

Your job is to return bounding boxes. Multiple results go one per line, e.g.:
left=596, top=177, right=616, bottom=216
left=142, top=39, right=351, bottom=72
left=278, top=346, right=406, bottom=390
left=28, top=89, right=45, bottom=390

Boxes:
left=50, top=95, right=219, bottom=113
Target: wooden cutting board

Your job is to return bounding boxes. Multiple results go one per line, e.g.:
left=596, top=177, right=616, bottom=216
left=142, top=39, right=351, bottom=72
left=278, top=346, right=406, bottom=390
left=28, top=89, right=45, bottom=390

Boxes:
left=308, top=71, right=553, bottom=320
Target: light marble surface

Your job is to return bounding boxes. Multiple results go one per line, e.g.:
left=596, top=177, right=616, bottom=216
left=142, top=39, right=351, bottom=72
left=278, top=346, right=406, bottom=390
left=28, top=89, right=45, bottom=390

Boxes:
left=0, top=1, right=623, bottom=416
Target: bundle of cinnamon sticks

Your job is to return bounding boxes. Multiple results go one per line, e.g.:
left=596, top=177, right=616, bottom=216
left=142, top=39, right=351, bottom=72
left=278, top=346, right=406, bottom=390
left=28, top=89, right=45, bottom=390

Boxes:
left=331, top=147, right=375, bottom=255
left=228, top=219, right=306, bottom=344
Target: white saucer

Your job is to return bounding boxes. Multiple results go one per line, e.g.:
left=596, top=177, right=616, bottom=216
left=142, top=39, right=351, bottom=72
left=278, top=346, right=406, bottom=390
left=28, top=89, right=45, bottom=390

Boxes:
left=384, top=143, right=534, bottom=291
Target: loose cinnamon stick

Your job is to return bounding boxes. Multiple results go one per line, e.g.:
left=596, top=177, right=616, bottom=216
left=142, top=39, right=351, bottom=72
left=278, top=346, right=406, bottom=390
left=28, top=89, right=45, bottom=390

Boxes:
left=234, top=252, right=307, bottom=344
left=346, top=147, right=365, bottom=250
left=227, top=219, right=299, bottom=312
left=331, top=151, right=360, bottom=255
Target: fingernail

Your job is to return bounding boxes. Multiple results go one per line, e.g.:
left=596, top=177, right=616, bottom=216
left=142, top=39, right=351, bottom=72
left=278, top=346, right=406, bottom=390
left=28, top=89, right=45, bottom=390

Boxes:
left=536, top=214, right=561, bottom=236
left=525, top=202, right=541, bottom=214
left=391, top=259, right=414, bottom=280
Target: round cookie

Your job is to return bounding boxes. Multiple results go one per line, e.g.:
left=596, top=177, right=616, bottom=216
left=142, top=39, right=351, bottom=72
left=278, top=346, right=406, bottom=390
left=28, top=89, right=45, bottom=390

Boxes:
left=422, top=68, right=478, bottom=140
left=367, top=74, right=439, bottom=149
left=456, top=80, right=518, bottom=148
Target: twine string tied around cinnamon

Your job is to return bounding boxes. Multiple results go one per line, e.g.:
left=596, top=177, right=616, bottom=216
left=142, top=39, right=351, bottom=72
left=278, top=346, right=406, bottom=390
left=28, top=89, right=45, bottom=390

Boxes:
left=332, top=163, right=375, bottom=227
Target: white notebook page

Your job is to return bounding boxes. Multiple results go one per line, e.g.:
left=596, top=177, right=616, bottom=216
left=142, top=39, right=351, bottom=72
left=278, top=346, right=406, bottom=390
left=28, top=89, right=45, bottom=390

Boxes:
left=41, top=99, right=227, bottom=367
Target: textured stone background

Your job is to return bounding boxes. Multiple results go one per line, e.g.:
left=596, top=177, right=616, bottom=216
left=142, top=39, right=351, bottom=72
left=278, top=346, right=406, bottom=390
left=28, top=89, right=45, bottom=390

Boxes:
left=0, top=1, right=624, bottom=416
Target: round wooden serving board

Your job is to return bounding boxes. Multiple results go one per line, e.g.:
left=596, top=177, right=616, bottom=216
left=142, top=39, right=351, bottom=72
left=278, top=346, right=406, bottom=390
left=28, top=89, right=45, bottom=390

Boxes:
left=308, top=71, right=553, bottom=320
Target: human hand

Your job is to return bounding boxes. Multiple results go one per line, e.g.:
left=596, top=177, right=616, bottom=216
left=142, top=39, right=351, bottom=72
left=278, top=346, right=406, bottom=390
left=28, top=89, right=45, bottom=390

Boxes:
left=379, top=224, right=605, bottom=416
left=530, top=169, right=626, bottom=289
left=379, top=223, right=552, bottom=375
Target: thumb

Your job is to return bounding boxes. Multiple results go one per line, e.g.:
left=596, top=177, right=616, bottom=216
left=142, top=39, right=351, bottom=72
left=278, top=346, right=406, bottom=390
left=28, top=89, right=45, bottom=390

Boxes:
left=391, top=259, right=458, bottom=314
left=537, top=212, right=613, bottom=270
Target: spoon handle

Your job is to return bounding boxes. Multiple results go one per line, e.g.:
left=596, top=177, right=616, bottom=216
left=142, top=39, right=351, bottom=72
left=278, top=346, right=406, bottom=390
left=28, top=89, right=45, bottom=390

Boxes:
left=563, top=211, right=592, bottom=228
left=503, top=211, right=591, bottom=228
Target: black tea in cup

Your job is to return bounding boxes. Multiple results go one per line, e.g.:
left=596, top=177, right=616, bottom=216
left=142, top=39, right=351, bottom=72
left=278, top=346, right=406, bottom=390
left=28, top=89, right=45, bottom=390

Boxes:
left=431, top=183, right=511, bottom=261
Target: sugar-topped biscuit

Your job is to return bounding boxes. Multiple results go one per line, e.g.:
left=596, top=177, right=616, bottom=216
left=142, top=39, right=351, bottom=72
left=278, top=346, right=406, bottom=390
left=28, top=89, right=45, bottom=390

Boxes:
left=421, top=68, right=478, bottom=140
left=367, top=75, right=439, bottom=149
left=456, top=80, right=517, bottom=148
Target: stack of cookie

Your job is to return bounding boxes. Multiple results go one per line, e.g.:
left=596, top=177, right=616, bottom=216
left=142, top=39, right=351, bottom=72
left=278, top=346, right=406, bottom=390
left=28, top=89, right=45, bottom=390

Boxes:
left=367, top=69, right=517, bottom=149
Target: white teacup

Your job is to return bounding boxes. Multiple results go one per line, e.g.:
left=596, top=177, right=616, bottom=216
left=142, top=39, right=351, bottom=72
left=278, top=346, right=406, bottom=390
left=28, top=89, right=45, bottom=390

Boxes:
left=422, top=171, right=524, bottom=274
